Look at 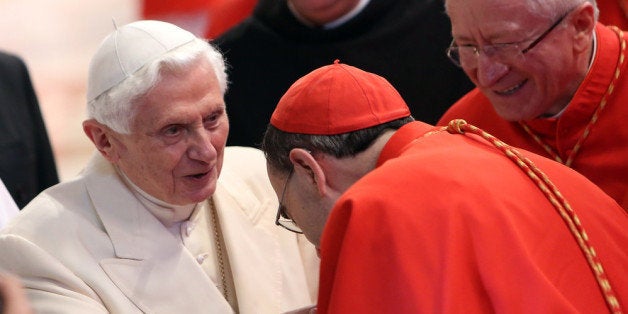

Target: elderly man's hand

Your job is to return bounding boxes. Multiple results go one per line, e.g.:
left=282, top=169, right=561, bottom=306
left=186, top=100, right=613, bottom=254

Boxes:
left=0, top=273, right=32, bottom=314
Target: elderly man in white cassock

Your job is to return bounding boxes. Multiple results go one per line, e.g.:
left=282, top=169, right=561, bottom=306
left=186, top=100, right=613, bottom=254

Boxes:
left=0, top=20, right=318, bottom=314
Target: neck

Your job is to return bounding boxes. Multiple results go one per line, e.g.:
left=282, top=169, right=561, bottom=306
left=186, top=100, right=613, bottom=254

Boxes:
left=326, top=130, right=395, bottom=193
left=288, top=0, right=363, bottom=27
left=117, top=166, right=197, bottom=226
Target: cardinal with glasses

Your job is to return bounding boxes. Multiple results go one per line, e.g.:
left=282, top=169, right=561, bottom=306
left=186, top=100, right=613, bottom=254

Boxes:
left=438, top=0, right=628, bottom=211
left=262, top=60, right=628, bottom=313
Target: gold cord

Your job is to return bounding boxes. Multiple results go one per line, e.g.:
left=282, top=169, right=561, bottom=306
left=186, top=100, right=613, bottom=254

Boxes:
left=209, top=198, right=228, bottom=302
left=446, top=119, right=622, bottom=313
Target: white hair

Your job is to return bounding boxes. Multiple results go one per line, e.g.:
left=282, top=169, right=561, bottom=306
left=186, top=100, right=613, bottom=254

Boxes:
left=526, top=0, right=598, bottom=21
left=444, top=0, right=598, bottom=21
left=87, top=38, right=228, bottom=134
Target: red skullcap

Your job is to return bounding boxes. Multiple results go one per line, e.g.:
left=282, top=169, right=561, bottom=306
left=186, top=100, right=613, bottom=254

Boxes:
left=270, top=60, right=411, bottom=135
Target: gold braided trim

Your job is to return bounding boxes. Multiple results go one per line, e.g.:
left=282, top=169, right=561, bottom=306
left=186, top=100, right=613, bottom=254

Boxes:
left=520, top=26, right=626, bottom=168
left=446, top=119, right=623, bottom=313
left=209, top=198, right=228, bottom=302
left=519, top=123, right=563, bottom=163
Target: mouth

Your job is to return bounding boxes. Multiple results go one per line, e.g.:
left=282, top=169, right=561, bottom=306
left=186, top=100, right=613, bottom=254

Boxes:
left=190, top=172, right=209, bottom=179
left=494, top=79, right=528, bottom=96
left=185, top=169, right=212, bottom=181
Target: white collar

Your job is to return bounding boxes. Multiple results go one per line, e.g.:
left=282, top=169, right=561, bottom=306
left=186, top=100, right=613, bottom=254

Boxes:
left=117, top=167, right=197, bottom=227
left=288, top=0, right=371, bottom=29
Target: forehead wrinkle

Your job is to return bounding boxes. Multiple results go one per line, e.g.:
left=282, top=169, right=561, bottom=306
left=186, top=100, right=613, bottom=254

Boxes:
left=154, top=95, right=225, bottom=124
left=452, top=2, right=539, bottom=44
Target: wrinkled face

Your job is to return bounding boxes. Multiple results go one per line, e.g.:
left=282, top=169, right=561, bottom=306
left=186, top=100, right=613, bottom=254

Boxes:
left=110, top=58, right=229, bottom=205
left=446, top=0, right=586, bottom=120
left=267, top=164, right=330, bottom=252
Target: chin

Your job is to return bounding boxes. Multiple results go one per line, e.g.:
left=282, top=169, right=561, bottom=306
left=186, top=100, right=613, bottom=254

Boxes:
left=194, top=187, right=217, bottom=202
left=492, top=103, right=538, bottom=121
left=169, top=190, right=214, bottom=206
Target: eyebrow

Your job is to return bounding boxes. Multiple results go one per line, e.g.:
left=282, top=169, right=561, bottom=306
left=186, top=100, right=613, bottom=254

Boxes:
left=157, top=103, right=226, bottom=125
left=453, top=22, right=530, bottom=44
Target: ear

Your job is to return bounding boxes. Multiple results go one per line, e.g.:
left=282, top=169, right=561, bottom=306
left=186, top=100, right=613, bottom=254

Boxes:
left=570, top=3, right=596, bottom=53
left=82, top=119, right=122, bottom=163
left=289, top=148, right=328, bottom=196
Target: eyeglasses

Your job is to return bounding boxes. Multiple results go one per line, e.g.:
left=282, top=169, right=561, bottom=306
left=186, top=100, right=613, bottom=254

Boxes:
left=275, top=168, right=303, bottom=234
left=446, top=7, right=574, bottom=68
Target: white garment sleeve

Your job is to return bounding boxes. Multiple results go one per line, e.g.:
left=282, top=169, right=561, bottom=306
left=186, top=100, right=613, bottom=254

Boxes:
left=0, top=179, right=19, bottom=229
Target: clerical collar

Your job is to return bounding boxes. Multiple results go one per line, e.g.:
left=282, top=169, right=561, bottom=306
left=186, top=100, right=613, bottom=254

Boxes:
left=547, top=32, right=597, bottom=119
left=116, top=167, right=197, bottom=227
left=288, top=0, right=371, bottom=30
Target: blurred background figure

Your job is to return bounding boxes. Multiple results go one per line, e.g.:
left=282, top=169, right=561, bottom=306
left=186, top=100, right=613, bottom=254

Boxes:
left=597, top=0, right=628, bottom=29
left=141, top=0, right=257, bottom=38
left=0, top=0, right=139, bottom=183
left=0, top=51, right=58, bottom=209
left=0, top=179, right=19, bottom=230
left=215, top=0, right=474, bottom=147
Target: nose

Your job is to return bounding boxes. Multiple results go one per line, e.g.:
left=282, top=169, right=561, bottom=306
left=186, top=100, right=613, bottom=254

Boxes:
left=188, top=128, right=216, bottom=163
left=476, top=54, right=509, bottom=87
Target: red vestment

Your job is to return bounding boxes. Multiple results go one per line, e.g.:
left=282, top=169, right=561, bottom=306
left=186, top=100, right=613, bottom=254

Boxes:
left=438, top=24, right=628, bottom=210
left=317, top=121, right=628, bottom=313
left=598, top=0, right=628, bottom=30
left=140, top=0, right=256, bottom=38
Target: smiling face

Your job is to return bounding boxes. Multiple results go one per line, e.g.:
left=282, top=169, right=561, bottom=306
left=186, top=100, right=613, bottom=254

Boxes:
left=446, top=0, right=592, bottom=120
left=108, top=57, right=229, bottom=205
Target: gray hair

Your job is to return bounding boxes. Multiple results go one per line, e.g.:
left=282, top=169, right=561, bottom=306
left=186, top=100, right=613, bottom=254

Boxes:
left=528, top=0, right=598, bottom=20
left=262, top=116, right=415, bottom=173
left=445, top=0, right=598, bottom=22
left=86, top=38, right=227, bottom=134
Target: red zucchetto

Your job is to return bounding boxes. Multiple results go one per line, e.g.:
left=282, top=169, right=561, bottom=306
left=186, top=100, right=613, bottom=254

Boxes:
left=270, top=60, right=411, bottom=135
